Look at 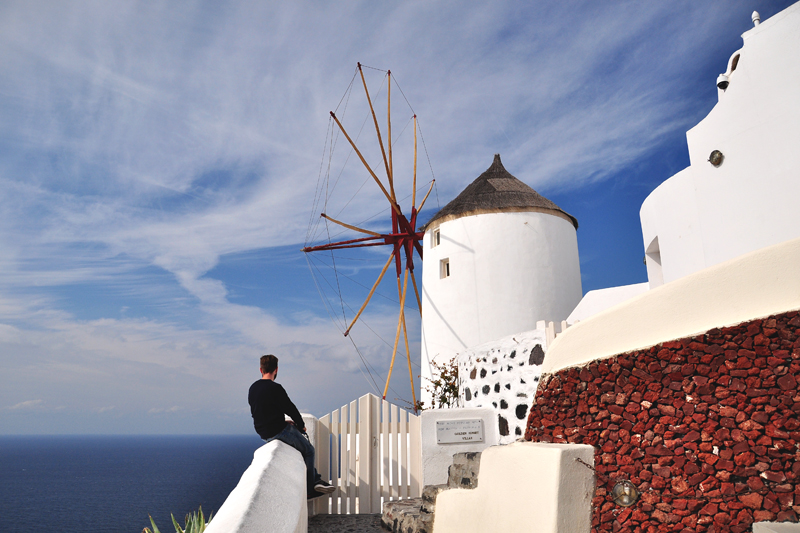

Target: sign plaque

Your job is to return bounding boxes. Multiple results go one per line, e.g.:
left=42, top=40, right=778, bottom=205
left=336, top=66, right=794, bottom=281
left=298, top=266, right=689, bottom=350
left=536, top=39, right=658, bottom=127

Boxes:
left=436, top=419, right=484, bottom=444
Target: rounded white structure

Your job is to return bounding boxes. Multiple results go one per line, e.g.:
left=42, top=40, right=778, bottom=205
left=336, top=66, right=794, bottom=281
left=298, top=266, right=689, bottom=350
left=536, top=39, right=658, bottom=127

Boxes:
left=640, top=3, right=800, bottom=288
left=420, top=155, right=582, bottom=404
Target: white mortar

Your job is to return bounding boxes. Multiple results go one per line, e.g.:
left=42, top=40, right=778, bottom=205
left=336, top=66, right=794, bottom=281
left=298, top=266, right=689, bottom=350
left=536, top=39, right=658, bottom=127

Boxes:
left=457, top=328, right=546, bottom=444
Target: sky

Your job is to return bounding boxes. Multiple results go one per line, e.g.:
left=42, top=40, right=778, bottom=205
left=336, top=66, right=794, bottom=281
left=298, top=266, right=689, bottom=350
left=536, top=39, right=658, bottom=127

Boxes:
left=0, top=0, right=795, bottom=435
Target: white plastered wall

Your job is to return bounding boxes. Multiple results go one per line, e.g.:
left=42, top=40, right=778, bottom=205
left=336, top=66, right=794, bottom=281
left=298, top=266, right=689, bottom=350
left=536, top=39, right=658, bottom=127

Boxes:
left=420, top=407, right=498, bottom=487
left=433, top=442, right=595, bottom=533
left=420, top=210, right=581, bottom=404
left=641, top=3, right=800, bottom=287
left=205, top=440, right=308, bottom=533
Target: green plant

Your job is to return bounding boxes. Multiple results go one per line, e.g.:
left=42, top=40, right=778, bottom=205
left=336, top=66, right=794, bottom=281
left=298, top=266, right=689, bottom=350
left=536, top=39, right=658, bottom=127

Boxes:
left=421, top=357, right=460, bottom=409
left=142, top=507, right=211, bottom=533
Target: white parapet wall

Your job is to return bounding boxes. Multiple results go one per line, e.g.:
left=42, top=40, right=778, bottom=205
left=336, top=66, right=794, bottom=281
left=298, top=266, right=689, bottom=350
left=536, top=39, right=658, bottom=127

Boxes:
left=205, top=440, right=308, bottom=533
left=421, top=407, right=498, bottom=487
left=433, top=442, right=595, bottom=533
left=542, top=236, right=800, bottom=376
left=753, top=523, right=800, bottom=533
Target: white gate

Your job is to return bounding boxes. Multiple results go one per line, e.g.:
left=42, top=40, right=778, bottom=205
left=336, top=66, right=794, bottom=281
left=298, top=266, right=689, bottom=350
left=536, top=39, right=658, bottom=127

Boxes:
left=309, top=393, right=422, bottom=514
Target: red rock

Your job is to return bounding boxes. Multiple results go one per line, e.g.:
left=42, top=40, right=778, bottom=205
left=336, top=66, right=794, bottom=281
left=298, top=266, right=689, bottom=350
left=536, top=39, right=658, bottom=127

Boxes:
left=753, top=510, right=776, bottom=521
left=739, top=492, right=763, bottom=509
left=765, top=424, right=790, bottom=439
left=747, top=476, right=765, bottom=491
left=761, top=470, right=787, bottom=483
left=671, top=477, right=690, bottom=493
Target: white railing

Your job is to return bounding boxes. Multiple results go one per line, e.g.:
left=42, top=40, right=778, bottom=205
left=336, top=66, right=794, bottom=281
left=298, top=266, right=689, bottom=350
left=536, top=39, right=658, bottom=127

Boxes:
left=309, top=393, right=422, bottom=514
left=536, top=319, right=570, bottom=346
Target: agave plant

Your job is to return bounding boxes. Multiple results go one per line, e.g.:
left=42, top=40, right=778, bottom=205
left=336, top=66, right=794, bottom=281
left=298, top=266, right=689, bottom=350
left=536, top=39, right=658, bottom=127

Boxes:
left=143, top=507, right=211, bottom=533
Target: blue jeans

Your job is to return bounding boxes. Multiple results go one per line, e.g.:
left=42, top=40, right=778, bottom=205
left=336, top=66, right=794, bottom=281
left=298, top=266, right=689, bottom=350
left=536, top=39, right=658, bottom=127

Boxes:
left=264, top=423, right=320, bottom=495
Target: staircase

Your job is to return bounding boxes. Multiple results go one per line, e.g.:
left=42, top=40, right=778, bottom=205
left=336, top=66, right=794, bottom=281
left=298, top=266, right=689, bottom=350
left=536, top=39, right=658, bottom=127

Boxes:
left=381, top=452, right=482, bottom=533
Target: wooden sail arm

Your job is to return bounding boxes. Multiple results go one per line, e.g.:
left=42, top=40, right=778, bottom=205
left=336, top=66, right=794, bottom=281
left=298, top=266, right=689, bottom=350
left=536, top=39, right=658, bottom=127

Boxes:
left=412, top=115, right=417, bottom=209
left=330, top=111, right=403, bottom=218
left=417, top=180, right=435, bottom=214
left=343, top=251, right=396, bottom=337
left=358, top=63, right=394, bottom=202
left=302, top=235, right=385, bottom=253
left=387, top=70, right=394, bottom=203
left=321, top=213, right=382, bottom=237
left=410, top=269, right=422, bottom=316
left=383, top=266, right=410, bottom=399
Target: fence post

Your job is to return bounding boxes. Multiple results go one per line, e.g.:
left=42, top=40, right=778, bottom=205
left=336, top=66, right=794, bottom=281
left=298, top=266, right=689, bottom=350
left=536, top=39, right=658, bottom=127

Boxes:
left=409, top=411, right=422, bottom=497
left=314, top=414, right=331, bottom=515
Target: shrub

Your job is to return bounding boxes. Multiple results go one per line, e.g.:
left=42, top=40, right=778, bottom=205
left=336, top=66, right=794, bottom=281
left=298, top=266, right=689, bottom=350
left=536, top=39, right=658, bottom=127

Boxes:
left=142, top=506, right=211, bottom=533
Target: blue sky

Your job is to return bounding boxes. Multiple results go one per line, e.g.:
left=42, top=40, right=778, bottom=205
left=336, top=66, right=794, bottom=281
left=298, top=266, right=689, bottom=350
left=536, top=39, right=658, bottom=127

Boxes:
left=0, top=0, right=795, bottom=434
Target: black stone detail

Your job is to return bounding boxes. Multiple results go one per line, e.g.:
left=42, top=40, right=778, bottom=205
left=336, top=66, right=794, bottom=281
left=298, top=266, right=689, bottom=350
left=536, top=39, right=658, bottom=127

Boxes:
left=482, top=385, right=490, bottom=395
left=520, top=378, right=526, bottom=384
left=509, top=350, right=516, bottom=359
left=515, top=426, right=522, bottom=436
left=528, top=344, right=545, bottom=365
left=500, top=399, right=508, bottom=409
left=534, top=376, right=539, bottom=381
left=492, top=357, right=498, bottom=364
left=494, top=383, right=500, bottom=393
left=491, top=370, right=497, bottom=375
left=498, top=415, right=509, bottom=436
left=505, top=384, right=511, bottom=390
left=465, top=388, right=472, bottom=401
left=492, top=402, right=497, bottom=408
left=470, top=367, right=477, bottom=379
left=480, top=368, right=487, bottom=378
left=516, top=404, right=528, bottom=419
left=519, top=362, right=524, bottom=366
left=507, top=365, right=513, bottom=371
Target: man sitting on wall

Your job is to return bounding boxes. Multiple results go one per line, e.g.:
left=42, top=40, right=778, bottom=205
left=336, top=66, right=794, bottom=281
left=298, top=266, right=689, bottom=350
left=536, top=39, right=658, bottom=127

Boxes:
left=248, top=354, right=335, bottom=499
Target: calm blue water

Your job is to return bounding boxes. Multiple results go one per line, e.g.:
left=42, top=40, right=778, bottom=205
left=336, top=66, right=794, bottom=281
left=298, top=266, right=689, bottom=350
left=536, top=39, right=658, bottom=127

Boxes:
left=0, top=435, right=264, bottom=533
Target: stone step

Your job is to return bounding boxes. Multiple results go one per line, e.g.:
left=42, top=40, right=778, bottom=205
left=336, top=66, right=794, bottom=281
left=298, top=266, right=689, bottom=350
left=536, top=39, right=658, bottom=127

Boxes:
left=381, top=498, right=432, bottom=533
left=447, top=451, right=481, bottom=490
left=381, top=452, right=483, bottom=532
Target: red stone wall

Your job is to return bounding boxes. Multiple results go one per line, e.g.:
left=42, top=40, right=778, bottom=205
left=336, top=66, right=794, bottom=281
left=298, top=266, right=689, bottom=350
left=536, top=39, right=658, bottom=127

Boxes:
left=525, top=310, right=800, bottom=532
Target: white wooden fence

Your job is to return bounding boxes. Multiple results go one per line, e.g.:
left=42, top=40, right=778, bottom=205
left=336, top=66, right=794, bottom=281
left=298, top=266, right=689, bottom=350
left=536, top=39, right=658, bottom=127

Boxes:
left=309, top=393, right=422, bottom=514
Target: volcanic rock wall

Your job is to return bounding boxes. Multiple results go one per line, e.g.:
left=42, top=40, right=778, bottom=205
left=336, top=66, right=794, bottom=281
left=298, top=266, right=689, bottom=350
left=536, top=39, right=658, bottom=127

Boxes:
left=525, top=310, right=800, bottom=532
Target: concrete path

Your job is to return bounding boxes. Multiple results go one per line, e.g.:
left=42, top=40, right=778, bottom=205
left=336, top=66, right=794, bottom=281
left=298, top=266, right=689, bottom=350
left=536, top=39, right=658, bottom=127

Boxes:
left=307, top=514, right=386, bottom=533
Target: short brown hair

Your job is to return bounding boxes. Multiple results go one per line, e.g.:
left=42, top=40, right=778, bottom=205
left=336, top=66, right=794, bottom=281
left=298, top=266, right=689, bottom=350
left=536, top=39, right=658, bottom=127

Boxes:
left=260, top=354, right=278, bottom=374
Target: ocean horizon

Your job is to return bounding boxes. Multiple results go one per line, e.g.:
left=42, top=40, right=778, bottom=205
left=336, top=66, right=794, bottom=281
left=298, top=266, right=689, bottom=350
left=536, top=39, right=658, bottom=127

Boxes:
left=0, top=434, right=264, bottom=533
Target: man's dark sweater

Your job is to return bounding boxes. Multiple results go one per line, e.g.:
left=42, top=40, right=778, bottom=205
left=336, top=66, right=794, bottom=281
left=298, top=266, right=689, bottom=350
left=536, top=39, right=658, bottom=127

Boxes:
left=248, top=379, right=305, bottom=440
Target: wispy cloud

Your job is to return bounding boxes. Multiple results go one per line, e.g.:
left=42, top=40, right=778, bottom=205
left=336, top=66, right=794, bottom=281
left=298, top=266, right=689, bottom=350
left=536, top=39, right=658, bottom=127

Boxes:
left=8, top=399, right=44, bottom=410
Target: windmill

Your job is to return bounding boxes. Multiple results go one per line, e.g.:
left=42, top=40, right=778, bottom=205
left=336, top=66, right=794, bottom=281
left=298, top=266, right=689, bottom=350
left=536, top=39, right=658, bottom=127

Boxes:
left=303, top=63, right=435, bottom=411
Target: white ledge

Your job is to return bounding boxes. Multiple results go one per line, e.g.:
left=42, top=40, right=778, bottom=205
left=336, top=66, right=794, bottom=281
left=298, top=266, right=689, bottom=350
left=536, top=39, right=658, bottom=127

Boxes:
left=205, top=439, right=308, bottom=533
left=543, top=237, right=800, bottom=375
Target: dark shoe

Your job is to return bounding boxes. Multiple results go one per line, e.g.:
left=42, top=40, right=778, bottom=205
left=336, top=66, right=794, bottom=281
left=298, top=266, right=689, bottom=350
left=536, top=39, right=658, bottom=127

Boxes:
left=313, top=479, right=336, bottom=494
left=307, top=489, right=326, bottom=499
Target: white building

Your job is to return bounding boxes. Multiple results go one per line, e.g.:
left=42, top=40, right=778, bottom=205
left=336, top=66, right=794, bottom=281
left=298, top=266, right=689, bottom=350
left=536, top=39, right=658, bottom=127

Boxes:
left=640, top=4, right=800, bottom=289
left=570, top=4, right=800, bottom=322
left=420, top=154, right=582, bottom=405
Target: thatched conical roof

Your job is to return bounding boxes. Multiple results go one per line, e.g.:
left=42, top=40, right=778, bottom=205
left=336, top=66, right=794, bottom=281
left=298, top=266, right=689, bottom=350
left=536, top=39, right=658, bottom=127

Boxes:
left=425, top=154, right=578, bottom=229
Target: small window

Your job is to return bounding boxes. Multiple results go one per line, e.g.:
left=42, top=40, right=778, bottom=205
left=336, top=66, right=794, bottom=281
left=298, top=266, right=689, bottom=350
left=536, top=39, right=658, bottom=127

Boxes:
left=731, top=54, right=740, bottom=72
left=432, top=229, right=441, bottom=248
left=439, top=258, right=450, bottom=279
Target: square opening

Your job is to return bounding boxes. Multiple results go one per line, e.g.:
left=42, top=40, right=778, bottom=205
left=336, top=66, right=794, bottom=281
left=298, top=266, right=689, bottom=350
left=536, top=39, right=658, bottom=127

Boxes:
left=439, top=258, right=450, bottom=279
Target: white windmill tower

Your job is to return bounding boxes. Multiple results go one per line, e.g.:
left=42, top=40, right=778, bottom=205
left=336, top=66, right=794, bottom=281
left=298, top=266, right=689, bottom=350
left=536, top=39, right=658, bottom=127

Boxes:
left=420, top=154, right=582, bottom=405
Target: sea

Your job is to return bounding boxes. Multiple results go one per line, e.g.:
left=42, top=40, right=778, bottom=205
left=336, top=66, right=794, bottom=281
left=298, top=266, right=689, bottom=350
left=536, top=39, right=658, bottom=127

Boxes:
left=0, top=435, right=265, bottom=533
